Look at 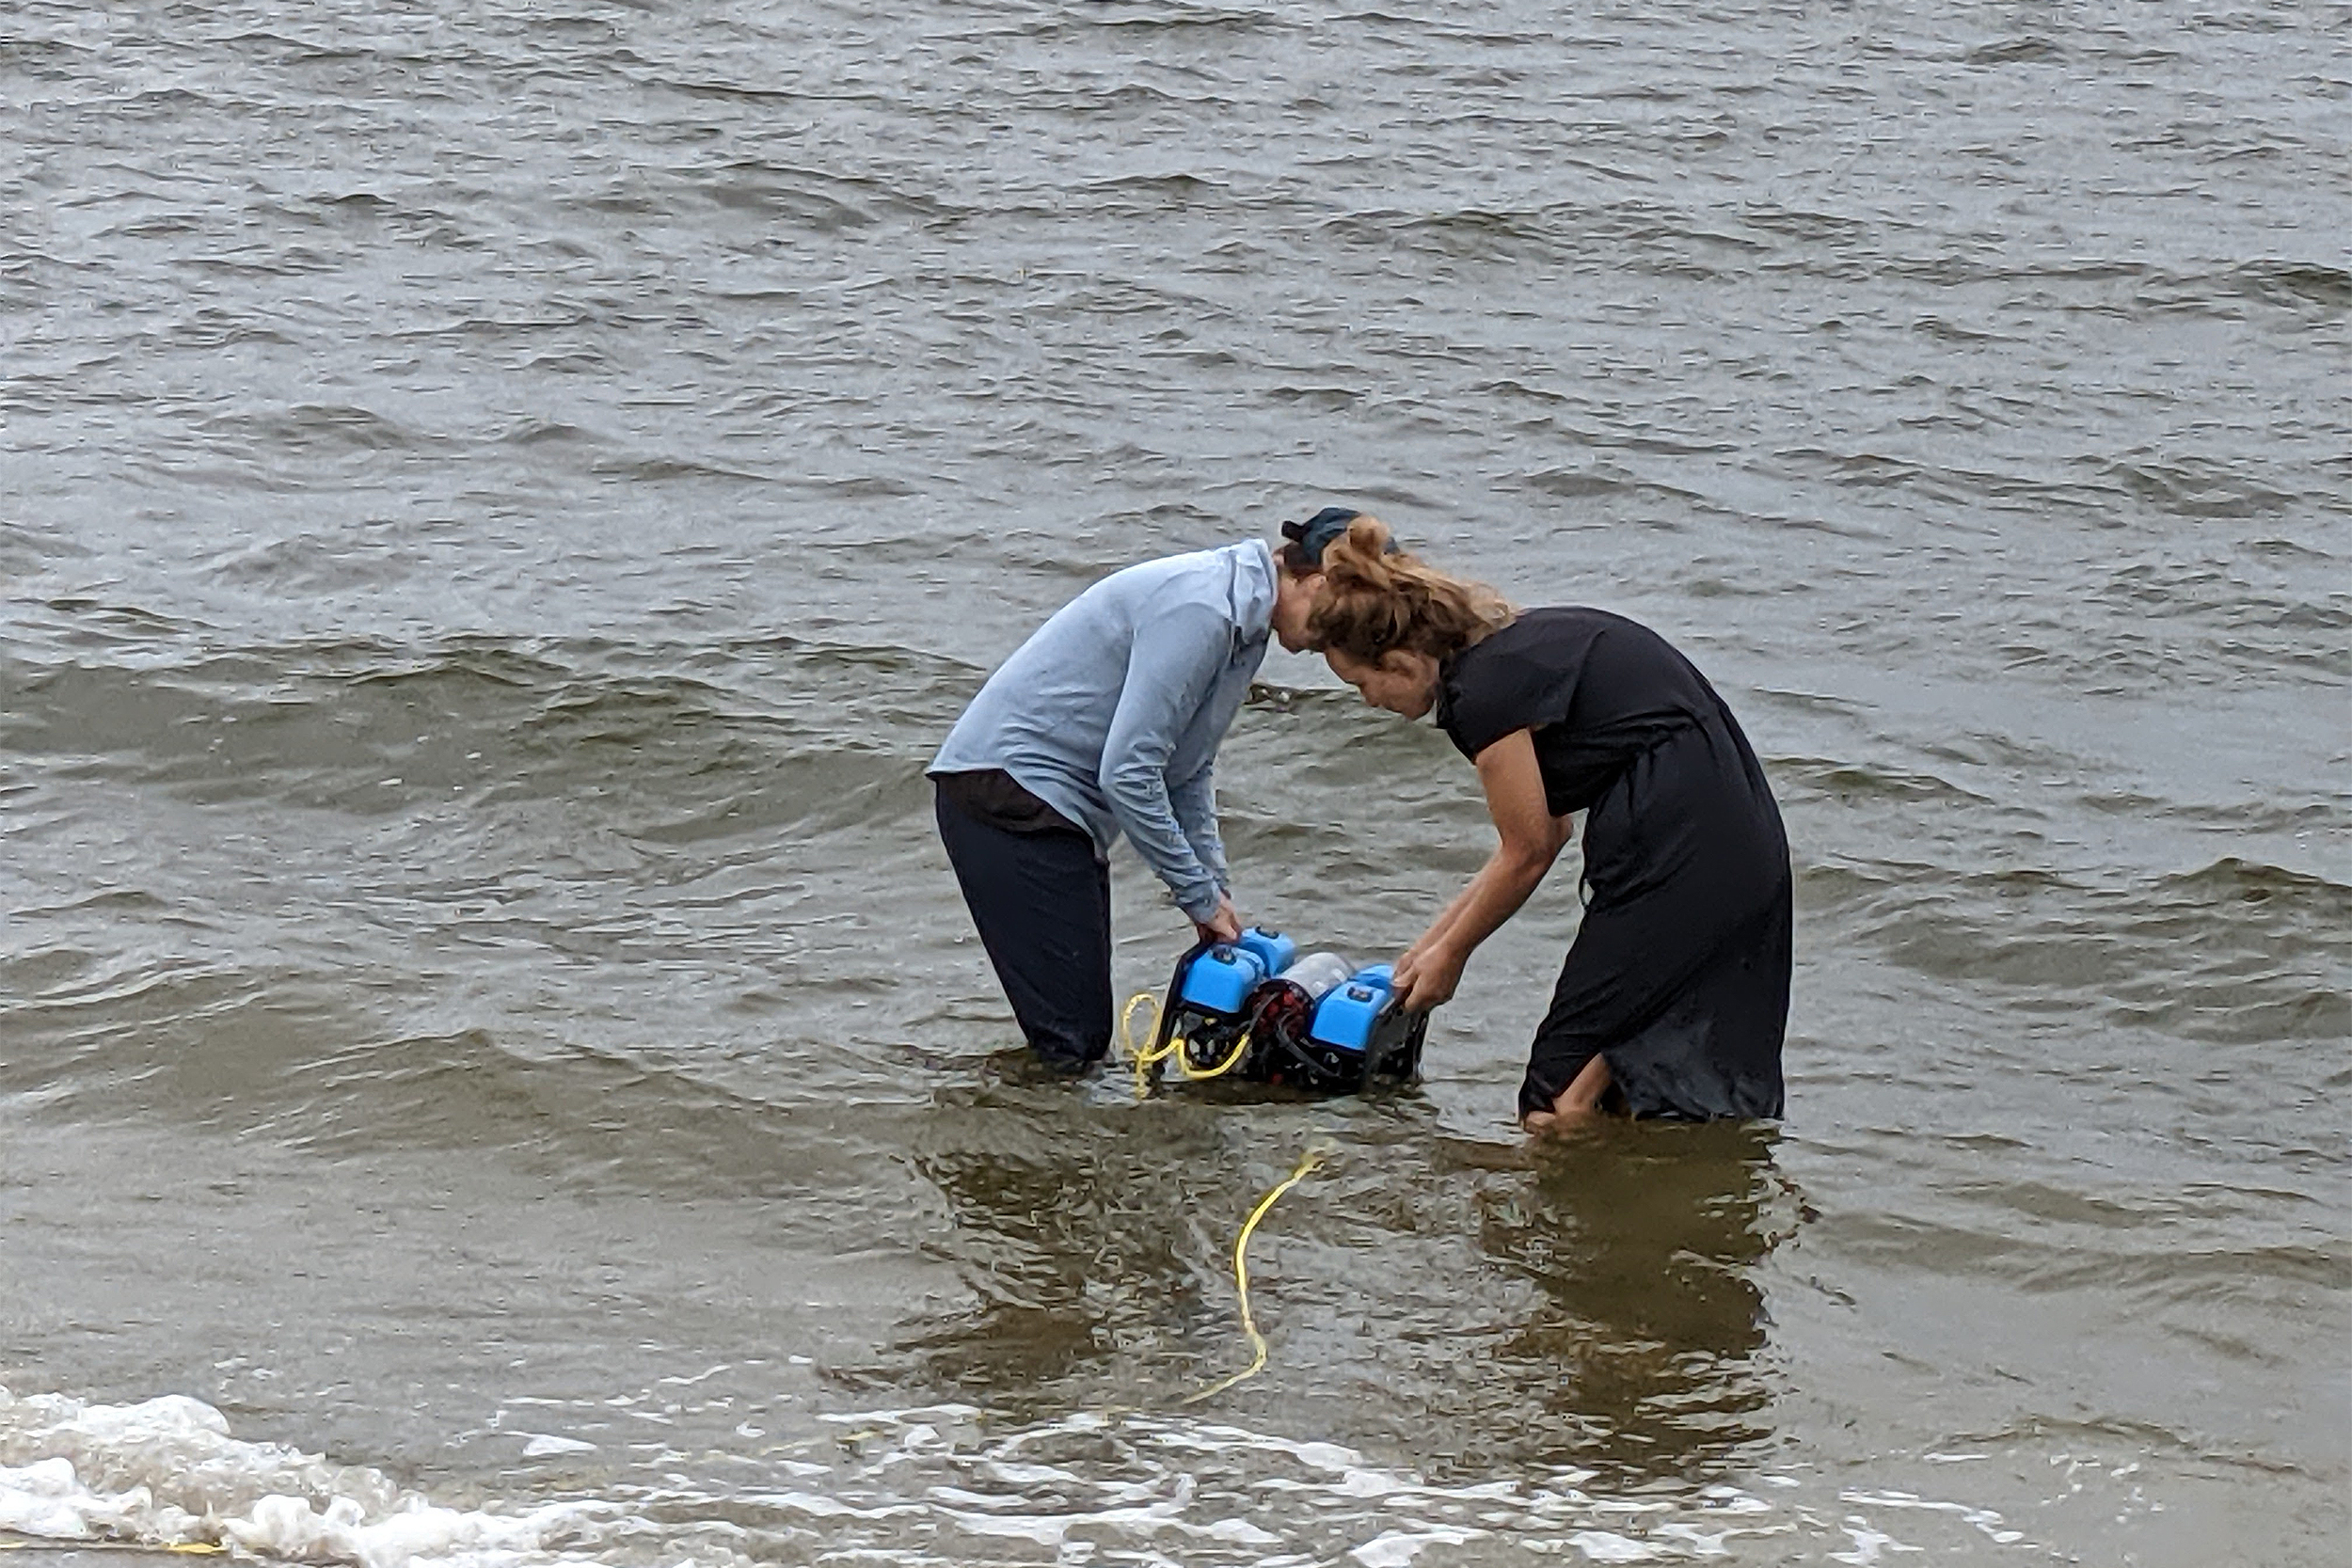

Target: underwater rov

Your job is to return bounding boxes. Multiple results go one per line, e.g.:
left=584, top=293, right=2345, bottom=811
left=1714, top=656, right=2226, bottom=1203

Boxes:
left=1136, top=927, right=1428, bottom=1094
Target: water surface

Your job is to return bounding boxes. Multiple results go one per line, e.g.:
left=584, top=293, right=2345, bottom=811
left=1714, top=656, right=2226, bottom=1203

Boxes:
left=3, top=2, right=2346, bottom=1564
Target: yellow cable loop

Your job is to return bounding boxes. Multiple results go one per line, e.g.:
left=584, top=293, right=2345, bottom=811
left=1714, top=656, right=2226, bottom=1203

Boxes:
left=1121, top=990, right=1177, bottom=1100
left=1120, top=990, right=1252, bottom=1096
left=1174, top=1029, right=1252, bottom=1082
left=1184, top=1142, right=1330, bottom=1405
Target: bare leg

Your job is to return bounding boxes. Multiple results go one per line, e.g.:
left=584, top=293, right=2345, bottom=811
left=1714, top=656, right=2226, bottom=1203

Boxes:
left=1522, top=1053, right=1613, bottom=1136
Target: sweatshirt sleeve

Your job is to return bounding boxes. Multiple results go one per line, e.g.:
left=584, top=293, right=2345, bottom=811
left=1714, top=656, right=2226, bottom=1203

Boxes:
left=1167, top=634, right=1262, bottom=893
left=1100, top=604, right=1232, bottom=921
left=1168, top=759, right=1228, bottom=895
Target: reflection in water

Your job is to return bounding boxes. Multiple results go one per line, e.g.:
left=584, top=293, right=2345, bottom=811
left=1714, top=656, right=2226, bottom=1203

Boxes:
left=887, top=1080, right=1247, bottom=1412
left=885, top=1079, right=1797, bottom=1484
left=1462, top=1121, right=1795, bottom=1481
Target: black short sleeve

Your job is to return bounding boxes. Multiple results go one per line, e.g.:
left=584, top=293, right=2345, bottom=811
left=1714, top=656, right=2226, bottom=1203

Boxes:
left=1437, top=612, right=1594, bottom=761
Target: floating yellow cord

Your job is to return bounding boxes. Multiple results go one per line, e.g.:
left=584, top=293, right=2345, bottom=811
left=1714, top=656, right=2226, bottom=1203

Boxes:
left=1121, top=990, right=1172, bottom=1099
left=1119, top=990, right=1252, bottom=1099
left=1116, top=994, right=1329, bottom=1400
left=1184, top=1143, right=1330, bottom=1404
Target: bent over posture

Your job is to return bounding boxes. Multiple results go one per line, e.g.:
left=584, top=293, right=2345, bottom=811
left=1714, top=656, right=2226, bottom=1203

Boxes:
left=929, top=523, right=1334, bottom=1072
left=1310, top=513, right=1791, bottom=1127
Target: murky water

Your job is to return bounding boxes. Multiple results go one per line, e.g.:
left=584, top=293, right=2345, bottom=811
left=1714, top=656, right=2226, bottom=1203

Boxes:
left=4, top=1, right=2346, bottom=1564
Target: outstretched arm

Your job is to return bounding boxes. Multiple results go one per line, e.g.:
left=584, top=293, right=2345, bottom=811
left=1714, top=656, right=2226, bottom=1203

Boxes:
left=1391, top=728, right=1570, bottom=1012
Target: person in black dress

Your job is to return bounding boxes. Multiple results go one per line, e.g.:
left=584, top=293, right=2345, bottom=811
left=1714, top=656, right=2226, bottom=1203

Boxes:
left=1307, top=513, right=1790, bottom=1128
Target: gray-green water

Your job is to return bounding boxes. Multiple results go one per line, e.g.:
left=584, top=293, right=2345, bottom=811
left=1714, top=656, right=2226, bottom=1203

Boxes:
left=3, top=2, right=2346, bottom=1564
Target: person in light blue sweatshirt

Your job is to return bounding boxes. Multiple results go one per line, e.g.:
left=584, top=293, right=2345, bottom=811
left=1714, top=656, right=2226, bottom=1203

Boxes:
left=930, top=510, right=1359, bottom=1071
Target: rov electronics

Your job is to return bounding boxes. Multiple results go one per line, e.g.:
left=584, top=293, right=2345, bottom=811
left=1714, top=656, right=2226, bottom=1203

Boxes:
left=1145, top=927, right=1428, bottom=1094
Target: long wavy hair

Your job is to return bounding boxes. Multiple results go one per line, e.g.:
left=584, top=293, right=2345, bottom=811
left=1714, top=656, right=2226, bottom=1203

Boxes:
left=1306, top=515, right=1516, bottom=665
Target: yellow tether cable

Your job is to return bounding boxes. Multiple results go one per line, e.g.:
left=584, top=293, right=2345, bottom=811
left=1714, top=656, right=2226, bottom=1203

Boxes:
left=1121, top=990, right=1176, bottom=1099
left=1177, top=1030, right=1253, bottom=1082
left=1117, top=990, right=1329, bottom=1402
left=1120, top=990, right=1251, bottom=1099
left=1184, top=1142, right=1330, bottom=1404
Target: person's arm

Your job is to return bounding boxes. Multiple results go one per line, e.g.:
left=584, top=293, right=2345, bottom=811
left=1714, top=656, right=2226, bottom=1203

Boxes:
left=1391, top=728, right=1570, bottom=1012
left=1101, top=605, right=1237, bottom=929
left=1169, top=761, right=1230, bottom=893
left=1404, top=797, right=1578, bottom=961
left=1171, top=759, right=1243, bottom=942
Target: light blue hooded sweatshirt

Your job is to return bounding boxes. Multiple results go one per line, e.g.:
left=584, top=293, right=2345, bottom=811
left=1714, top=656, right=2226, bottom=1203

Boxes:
left=930, top=540, right=1276, bottom=922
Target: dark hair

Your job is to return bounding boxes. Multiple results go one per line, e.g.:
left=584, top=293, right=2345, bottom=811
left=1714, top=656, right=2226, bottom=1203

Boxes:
left=1277, top=505, right=1363, bottom=577
left=1307, top=515, right=1515, bottom=663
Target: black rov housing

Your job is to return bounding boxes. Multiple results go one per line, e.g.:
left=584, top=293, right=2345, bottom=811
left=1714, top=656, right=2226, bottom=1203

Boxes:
left=1145, top=930, right=1426, bottom=1095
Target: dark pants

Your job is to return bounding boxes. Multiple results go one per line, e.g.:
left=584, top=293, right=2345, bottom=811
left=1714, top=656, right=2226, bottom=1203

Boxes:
left=933, top=784, right=1113, bottom=1070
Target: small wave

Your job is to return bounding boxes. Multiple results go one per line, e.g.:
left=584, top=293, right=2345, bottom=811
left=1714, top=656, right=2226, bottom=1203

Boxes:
left=2102, top=457, right=2298, bottom=521
left=639, top=74, right=807, bottom=104
left=1965, top=36, right=2065, bottom=66
left=22, top=596, right=199, bottom=647
left=0, top=1388, right=612, bottom=1567
left=1, top=633, right=969, bottom=826
left=1518, top=466, right=1708, bottom=506
left=1775, top=757, right=1990, bottom=807
left=275, top=404, right=436, bottom=450
left=2127, top=260, right=2352, bottom=316
left=244, top=1025, right=898, bottom=1194
left=585, top=453, right=774, bottom=483
left=2235, top=261, right=2352, bottom=310
left=0, top=1388, right=2054, bottom=1567
left=1807, top=850, right=2351, bottom=1053
left=694, top=166, right=879, bottom=229
left=1075, top=7, right=1288, bottom=35
left=207, top=531, right=429, bottom=594
left=2154, top=855, right=2352, bottom=906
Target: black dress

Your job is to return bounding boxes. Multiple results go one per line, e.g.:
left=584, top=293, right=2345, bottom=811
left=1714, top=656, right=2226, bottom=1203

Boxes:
left=1436, top=608, right=1790, bottom=1120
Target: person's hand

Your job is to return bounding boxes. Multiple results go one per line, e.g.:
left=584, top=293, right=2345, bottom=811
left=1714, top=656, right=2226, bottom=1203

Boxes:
left=1522, top=1054, right=1613, bottom=1136
left=1391, top=940, right=1466, bottom=1011
left=1194, top=892, right=1242, bottom=945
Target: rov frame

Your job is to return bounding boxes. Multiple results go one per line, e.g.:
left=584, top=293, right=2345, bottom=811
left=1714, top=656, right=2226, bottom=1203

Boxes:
left=1144, top=933, right=1428, bottom=1095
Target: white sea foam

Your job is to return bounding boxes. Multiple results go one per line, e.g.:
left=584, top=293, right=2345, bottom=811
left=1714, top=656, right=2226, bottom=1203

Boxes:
left=0, top=1386, right=2038, bottom=1567
left=0, top=1387, right=612, bottom=1567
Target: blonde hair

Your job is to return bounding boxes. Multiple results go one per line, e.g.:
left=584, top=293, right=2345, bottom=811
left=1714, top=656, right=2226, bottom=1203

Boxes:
left=1307, top=515, right=1516, bottom=665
